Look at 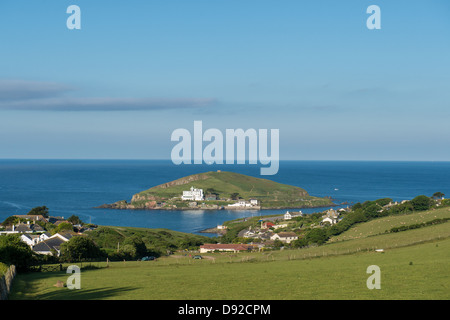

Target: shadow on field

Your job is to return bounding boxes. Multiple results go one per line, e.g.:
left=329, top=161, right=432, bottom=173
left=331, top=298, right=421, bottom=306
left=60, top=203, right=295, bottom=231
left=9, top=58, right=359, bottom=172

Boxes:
left=11, top=271, right=139, bottom=300
left=34, top=286, right=138, bottom=300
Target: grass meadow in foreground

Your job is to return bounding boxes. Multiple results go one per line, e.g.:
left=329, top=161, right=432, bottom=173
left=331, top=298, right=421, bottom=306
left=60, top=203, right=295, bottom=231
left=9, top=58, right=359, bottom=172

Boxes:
left=9, top=235, right=450, bottom=300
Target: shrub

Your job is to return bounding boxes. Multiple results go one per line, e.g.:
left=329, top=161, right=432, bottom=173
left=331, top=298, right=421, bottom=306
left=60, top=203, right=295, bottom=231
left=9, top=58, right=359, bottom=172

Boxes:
left=60, top=236, right=103, bottom=262
left=375, top=198, right=393, bottom=207
left=0, top=234, right=37, bottom=270
left=291, top=237, right=308, bottom=248
left=305, top=228, right=329, bottom=245
left=411, top=195, right=432, bottom=211
left=27, top=206, right=49, bottom=218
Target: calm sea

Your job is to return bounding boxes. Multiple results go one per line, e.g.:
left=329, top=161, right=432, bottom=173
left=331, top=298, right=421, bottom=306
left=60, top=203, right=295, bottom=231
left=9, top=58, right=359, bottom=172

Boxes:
left=1, top=160, right=449, bottom=236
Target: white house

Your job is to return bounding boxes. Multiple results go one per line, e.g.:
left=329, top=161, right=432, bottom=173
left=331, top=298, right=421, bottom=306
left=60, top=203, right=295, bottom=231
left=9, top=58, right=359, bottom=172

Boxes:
left=228, top=200, right=253, bottom=208
left=20, top=234, right=41, bottom=246
left=31, top=232, right=75, bottom=256
left=321, top=208, right=339, bottom=225
left=51, top=232, right=74, bottom=242
left=39, top=232, right=52, bottom=242
left=181, top=186, right=204, bottom=201
left=243, top=229, right=256, bottom=238
left=273, top=223, right=288, bottom=230
left=322, top=217, right=337, bottom=225
left=284, top=211, right=292, bottom=220
left=32, top=237, right=66, bottom=256
left=0, top=222, right=45, bottom=235
left=270, top=232, right=298, bottom=244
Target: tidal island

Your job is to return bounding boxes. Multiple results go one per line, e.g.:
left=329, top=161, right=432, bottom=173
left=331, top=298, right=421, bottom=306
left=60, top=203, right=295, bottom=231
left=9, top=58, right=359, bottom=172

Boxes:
left=96, top=171, right=334, bottom=210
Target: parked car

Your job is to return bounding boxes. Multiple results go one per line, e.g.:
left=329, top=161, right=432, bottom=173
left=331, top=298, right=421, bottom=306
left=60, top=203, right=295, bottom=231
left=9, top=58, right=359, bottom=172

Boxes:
left=193, top=255, right=202, bottom=259
left=141, top=256, right=156, bottom=261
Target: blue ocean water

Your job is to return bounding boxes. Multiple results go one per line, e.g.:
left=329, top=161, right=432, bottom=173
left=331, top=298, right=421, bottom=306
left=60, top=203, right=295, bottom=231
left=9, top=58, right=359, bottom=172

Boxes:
left=1, top=160, right=449, bottom=236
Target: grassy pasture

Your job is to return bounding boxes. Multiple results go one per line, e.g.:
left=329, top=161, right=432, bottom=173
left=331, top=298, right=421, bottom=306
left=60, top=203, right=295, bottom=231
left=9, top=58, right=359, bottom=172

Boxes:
left=9, top=220, right=450, bottom=300
left=330, top=207, right=450, bottom=242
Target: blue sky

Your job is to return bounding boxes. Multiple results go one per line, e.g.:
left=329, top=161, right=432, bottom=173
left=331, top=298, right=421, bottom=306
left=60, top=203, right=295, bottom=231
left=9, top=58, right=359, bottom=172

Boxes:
left=0, top=0, right=449, bottom=160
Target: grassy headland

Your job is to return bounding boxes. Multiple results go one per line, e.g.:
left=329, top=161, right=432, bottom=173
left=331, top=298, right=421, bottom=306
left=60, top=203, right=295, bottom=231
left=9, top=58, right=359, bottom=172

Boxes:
left=98, top=171, right=334, bottom=210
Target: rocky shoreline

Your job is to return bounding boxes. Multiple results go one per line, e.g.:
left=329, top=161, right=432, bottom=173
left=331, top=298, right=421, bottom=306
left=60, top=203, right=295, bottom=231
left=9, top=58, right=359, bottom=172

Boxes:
left=95, top=201, right=337, bottom=211
left=197, top=227, right=227, bottom=235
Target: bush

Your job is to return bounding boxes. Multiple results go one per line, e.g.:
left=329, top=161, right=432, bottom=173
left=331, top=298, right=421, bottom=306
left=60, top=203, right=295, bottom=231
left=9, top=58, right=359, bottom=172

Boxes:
left=390, top=218, right=449, bottom=233
left=52, top=222, right=74, bottom=234
left=60, top=236, right=104, bottom=262
left=305, top=228, right=329, bottom=245
left=67, top=215, right=83, bottom=225
left=0, top=234, right=37, bottom=271
left=27, top=206, right=49, bottom=218
left=178, top=237, right=206, bottom=250
left=1, top=216, right=20, bottom=227
left=375, top=198, right=393, bottom=207
left=291, top=237, right=308, bottom=248
left=410, top=195, right=432, bottom=211
left=364, top=203, right=382, bottom=219
left=121, top=236, right=148, bottom=259
left=390, top=201, right=414, bottom=214
left=441, top=199, right=450, bottom=207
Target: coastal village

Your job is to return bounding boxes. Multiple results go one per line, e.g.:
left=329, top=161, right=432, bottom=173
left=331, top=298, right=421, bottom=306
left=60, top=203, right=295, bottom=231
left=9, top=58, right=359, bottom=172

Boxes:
left=199, top=207, right=347, bottom=253
left=182, top=185, right=346, bottom=252
left=0, top=185, right=348, bottom=257
left=2, top=185, right=442, bottom=258
left=0, top=207, right=344, bottom=256
left=0, top=213, right=98, bottom=257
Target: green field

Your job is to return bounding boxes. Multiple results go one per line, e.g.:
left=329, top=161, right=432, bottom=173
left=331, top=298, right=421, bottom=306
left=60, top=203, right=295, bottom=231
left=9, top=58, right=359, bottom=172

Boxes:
left=330, top=207, right=450, bottom=242
left=9, top=208, right=450, bottom=300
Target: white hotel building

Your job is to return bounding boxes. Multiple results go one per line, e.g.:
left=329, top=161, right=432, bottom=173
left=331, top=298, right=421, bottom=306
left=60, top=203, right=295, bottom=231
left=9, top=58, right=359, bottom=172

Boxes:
left=181, top=186, right=204, bottom=201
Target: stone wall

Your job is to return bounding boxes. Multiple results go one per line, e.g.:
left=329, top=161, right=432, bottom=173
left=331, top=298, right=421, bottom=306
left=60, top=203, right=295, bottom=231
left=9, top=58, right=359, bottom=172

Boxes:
left=0, top=265, right=17, bottom=300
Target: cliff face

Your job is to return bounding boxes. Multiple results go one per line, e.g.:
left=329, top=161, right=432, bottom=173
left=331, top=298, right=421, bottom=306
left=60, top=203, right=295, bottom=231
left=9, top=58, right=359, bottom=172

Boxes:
left=131, top=193, right=158, bottom=203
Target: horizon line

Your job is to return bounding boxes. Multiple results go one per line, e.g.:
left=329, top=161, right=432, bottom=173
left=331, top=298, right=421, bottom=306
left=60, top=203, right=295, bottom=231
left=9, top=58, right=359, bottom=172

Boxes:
left=0, top=158, right=449, bottom=162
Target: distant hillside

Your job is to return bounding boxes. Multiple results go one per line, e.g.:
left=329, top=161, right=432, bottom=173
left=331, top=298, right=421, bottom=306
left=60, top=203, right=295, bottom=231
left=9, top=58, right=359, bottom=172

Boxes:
left=98, top=171, right=334, bottom=210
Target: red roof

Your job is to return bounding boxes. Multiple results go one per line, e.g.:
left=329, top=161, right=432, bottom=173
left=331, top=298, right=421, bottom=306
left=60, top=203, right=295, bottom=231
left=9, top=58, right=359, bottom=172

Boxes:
left=261, top=222, right=274, bottom=228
